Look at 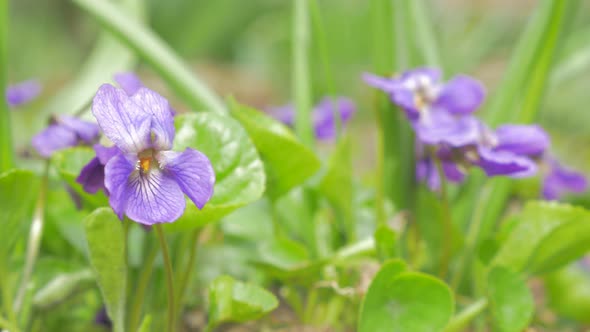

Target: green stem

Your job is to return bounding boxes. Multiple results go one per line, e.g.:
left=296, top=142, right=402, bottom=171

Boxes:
left=450, top=184, right=490, bottom=290
left=292, top=0, right=314, bottom=148
left=155, top=225, right=175, bottom=332
left=175, top=229, right=200, bottom=318
left=309, top=0, right=341, bottom=137
left=14, top=162, right=49, bottom=314
left=127, top=240, right=158, bottom=332
left=0, top=0, right=12, bottom=172
left=70, top=0, right=225, bottom=114
left=433, top=156, right=452, bottom=279
left=443, top=298, right=488, bottom=332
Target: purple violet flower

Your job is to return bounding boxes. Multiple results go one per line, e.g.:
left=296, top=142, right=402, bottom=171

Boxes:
left=92, top=84, right=215, bottom=225
left=76, top=144, right=120, bottom=194
left=270, top=97, right=356, bottom=140
left=31, top=115, right=100, bottom=158
left=5, top=80, right=42, bottom=107
left=94, top=306, right=112, bottom=328
left=114, top=72, right=144, bottom=96
left=542, top=158, right=588, bottom=200
left=363, top=68, right=485, bottom=120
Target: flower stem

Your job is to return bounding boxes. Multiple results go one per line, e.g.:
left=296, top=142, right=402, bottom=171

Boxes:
left=443, top=298, right=488, bottom=332
left=14, top=161, right=49, bottom=313
left=292, top=0, right=314, bottom=148
left=127, top=239, right=158, bottom=332
left=450, top=184, right=490, bottom=290
left=155, top=224, right=175, bottom=332
left=175, top=229, right=200, bottom=318
left=432, top=156, right=452, bottom=279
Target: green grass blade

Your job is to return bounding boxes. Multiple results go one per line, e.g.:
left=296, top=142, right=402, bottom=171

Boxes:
left=0, top=0, right=12, bottom=172
left=71, top=0, right=226, bottom=114
left=292, top=0, right=314, bottom=147
left=407, top=0, right=442, bottom=68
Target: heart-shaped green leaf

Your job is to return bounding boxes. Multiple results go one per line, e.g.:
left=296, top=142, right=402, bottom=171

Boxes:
left=229, top=101, right=320, bottom=199
left=207, top=275, right=278, bottom=329
left=487, top=266, right=534, bottom=332
left=84, top=207, right=127, bottom=332
left=359, top=260, right=454, bottom=332
left=166, top=113, right=265, bottom=231
left=527, top=213, right=590, bottom=274
left=493, top=201, right=589, bottom=272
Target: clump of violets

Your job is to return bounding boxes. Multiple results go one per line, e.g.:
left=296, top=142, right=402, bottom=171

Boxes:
left=5, top=79, right=42, bottom=107
left=31, top=115, right=100, bottom=158
left=364, top=67, right=587, bottom=200
left=88, top=80, right=215, bottom=225
left=270, top=97, right=356, bottom=140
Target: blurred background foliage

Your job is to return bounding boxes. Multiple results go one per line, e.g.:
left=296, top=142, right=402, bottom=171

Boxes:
left=9, top=0, right=590, bottom=178
left=6, top=0, right=590, bottom=330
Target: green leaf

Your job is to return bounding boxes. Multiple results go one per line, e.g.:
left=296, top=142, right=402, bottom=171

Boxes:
left=32, top=269, right=94, bottom=311
left=84, top=208, right=127, bottom=332
left=207, top=275, right=278, bottom=328
left=165, top=113, right=265, bottom=231
left=487, top=266, right=534, bottom=332
left=0, top=169, right=39, bottom=256
left=526, top=210, right=590, bottom=274
left=46, top=188, right=88, bottom=255
left=545, top=264, right=590, bottom=324
left=359, top=260, right=454, bottom=332
left=52, top=147, right=109, bottom=209
left=229, top=101, right=320, bottom=199
left=492, top=201, right=588, bottom=272
left=71, top=0, right=225, bottom=114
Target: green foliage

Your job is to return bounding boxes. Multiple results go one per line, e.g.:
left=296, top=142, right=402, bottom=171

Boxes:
left=32, top=269, right=94, bottom=311
left=207, top=275, right=278, bottom=329
left=84, top=208, right=127, bottom=332
left=72, top=0, right=226, bottom=114
left=545, top=264, right=590, bottom=324
left=229, top=101, right=320, bottom=199
left=487, top=266, right=534, bottom=332
left=492, top=201, right=590, bottom=274
left=0, top=169, right=39, bottom=256
left=166, top=113, right=265, bottom=231
left=359, top=260, right=454, bottom=332
left=52, top=147, right=109, bottom=209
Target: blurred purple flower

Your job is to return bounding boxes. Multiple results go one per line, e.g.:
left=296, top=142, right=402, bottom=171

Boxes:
left=76, top=144, right=120, bottom=194
left=114, top=72, right=144, bottom=96
left=542, top=158, right=588, bottom=200
left=6, top=80, right=42, bottom=107
left=415, top=144, right=465, bottom=190
left=31, top=115, right=100, bottom=158
left=94, top=306, right=112, bottom=329
left=363, top=68, right=485, bottom=120
left=270, top=97, right=356, bottom=140
left=92, top=84, right=215, bottom=225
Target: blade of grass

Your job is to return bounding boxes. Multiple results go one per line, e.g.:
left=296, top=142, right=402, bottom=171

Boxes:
left=0, top=0, right=12, bottom=172
left=293, top=0, right=314, bottom=147
left=407, top=0, right=442, bottom=68
left=549, top=26, right=590, bottom=89
left=370, top=0, right=396, bottom=225
left=71, top=0, right=226, bottom=114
